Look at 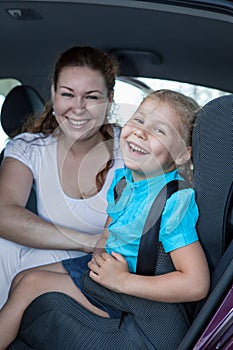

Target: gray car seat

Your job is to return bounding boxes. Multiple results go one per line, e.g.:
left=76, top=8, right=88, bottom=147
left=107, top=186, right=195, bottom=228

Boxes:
left=0, top=85, right=45, bottom=213
left=177, top=93, right=233, bottom=349
left=7, top=94, right=233, bottom=349
left=192, top=94, right=232, bottom=271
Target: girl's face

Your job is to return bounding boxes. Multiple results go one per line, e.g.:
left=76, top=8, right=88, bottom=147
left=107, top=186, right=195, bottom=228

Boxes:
left=53, top=66, right=112, bottom=142
left=120, top=97, right=191, bottom=181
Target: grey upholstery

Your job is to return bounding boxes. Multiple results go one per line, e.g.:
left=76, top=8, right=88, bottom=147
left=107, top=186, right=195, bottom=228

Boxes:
left=192, top=94, right=233, bottom=271
left=177, top=94, right=233, bottom=349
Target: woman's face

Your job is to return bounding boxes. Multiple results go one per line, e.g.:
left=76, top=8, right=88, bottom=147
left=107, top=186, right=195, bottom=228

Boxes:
left=53, top=66, right=112, bottom=142
left=120, top=97, right=190, bottom=181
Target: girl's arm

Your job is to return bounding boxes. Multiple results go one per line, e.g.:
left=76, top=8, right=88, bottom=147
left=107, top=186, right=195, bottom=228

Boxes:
left=0, top=158, right=98, bottom=252
left=89, top=241, right=210, bottom=303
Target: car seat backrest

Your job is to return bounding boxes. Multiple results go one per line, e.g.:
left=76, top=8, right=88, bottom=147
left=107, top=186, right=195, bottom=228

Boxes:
left=192, top=94, right=233, bottom=272
left=1, top=85, right=44, bottom=136
left=177, top=94, right=233, bottom=350
left=0, top=85, right=45, bottom=213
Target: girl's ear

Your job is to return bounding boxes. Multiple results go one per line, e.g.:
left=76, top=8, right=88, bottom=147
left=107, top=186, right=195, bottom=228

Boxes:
left=175, top=146, right=192, bottom=166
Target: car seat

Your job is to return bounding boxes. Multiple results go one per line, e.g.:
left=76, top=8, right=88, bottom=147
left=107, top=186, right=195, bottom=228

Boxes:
left=177, top=93, right=233, bottom=349
left=7, top=94, right=233, bottom=349
left=0, top=85, right=45, bottom=213
left=192, top=94, right=232, bottom=271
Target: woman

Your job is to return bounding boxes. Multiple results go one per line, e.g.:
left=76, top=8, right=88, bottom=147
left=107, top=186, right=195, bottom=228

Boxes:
left=0, top=46, right=123, bottom=307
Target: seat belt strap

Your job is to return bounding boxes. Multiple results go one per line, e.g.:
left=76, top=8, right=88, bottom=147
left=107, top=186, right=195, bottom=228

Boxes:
left=136, top=180, right=188, bottom=275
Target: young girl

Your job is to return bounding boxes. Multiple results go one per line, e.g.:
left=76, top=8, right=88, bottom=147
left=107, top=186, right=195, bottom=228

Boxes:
left=0, top=90, right=210, bottom=349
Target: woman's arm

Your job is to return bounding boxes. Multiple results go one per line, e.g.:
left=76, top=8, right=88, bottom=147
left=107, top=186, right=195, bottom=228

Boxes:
left=0, top=158, right=98, bottom=252
left=89, top=241, right=210, bottom=303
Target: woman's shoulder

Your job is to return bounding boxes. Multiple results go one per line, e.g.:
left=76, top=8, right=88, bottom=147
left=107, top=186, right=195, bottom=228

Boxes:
left=7, top=132, right=57, bottom=149
left=13, top=132, right=53, bottom=143
left=4, top=132, right=56, bottom=159
left=4, top=132, right=57, bottom=173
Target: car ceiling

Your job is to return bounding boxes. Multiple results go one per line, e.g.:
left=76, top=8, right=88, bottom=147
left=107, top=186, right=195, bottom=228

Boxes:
left=0, top=0, right=232, bottom=99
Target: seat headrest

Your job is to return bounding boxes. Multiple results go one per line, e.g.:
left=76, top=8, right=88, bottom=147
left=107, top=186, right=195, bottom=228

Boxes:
left=0, top=85, right=44, bottom=136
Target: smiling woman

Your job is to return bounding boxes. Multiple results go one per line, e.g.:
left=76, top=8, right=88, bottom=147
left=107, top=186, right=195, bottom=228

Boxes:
left=0, top=45, right=124, bottom=308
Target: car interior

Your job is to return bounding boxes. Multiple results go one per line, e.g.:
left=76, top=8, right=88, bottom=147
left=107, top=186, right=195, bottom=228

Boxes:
left=0, top=0, right=232, bottom=349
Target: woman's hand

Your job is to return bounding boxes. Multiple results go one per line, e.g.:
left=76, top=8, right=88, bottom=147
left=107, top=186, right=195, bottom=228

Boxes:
left=88, top=251, right=130, bottom=293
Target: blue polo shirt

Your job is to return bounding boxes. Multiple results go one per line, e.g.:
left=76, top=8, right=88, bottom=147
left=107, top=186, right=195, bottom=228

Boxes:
left=105, top=168, right=199, bottom=273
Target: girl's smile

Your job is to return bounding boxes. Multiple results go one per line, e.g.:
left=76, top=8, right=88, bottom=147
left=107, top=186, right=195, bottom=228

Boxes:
left=128, top=141, right=149, bottom=155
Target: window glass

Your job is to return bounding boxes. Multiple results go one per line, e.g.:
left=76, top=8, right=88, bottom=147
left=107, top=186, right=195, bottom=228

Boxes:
left=113, top=77, right=229, bottom=125
left=111, top=79, right=147, bottom=126
left=138, top=78, right=228, bottom=107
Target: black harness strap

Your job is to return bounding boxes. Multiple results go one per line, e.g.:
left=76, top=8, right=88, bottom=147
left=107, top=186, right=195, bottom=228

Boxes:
left=114, top=177, right=127, bottom=203
left=136, top=180, right=188, bottom=275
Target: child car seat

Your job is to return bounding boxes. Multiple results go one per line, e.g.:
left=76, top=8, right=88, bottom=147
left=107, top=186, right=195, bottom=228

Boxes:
left=192, top=94, right=232, bottom=271
left=178, top=94, right=233, bottom=349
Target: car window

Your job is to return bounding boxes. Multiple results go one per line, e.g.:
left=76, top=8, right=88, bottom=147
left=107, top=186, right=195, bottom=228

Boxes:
left=112, top=77, right=229, bottom=125
left=138, top=78, right=229, bottom=107
left=112, top=78, right=149, bottom=126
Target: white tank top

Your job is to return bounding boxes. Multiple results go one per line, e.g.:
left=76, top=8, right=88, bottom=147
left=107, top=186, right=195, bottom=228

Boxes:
left=4, top=128, right=123, bottom=235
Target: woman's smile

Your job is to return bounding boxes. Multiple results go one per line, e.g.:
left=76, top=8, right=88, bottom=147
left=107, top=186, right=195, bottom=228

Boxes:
left=65, top=116, right=90, bottom=129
